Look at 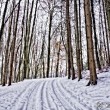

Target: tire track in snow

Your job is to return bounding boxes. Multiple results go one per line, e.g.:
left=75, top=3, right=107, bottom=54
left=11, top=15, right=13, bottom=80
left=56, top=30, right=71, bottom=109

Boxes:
left=6, top=82, right=36, bottom=110
left=60, top=80, right=94, bottom=109
left=25, top=81, right=44, bottom=110
left=43, top=81, right=52, bottom=110
left=35, top=81, right=46, bottom=110
left=61, top=80, right=98, bottom=110
left=41, top=81, right=51, bottom=110
left=16, top=81, right=43, bottom=110
left=48, top=80, right=64, bottom=110
left=57, top=79, right=92, bottom=110
left=0, top=82, right=33, bottom=110
left=35, top=80, right=65, bottom=110
left=51, top=80, right=74, bottom=110
left=22, top=81, right=44, bottom=110
left=39, top=80, right=57, bottom=110
left=45, top=80, right=58, bottom=110
left=41, top=81, right=47, bottom=110
left=0, top=78, right=96, bottom=110
left=0, top=82, right=33, bottom=97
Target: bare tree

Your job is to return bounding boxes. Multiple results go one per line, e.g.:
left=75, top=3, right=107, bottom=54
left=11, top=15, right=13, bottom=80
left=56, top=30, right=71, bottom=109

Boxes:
left=84, top=0, right=97, bottom=85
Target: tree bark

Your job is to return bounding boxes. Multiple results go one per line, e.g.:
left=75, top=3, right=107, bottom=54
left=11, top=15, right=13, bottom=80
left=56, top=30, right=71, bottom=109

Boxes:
left=9, top=0, right=21, bottom=86
left=84, top=0, right=97, bottom=85
left=0, top=0, right=10, bottom=41
left=66, top=0, right=75, bottom=79
left=91, top=0, right=101, bottom=70
left=46, top=11, right=53, bottom=78
left=74, top=0, right=82, bottom=81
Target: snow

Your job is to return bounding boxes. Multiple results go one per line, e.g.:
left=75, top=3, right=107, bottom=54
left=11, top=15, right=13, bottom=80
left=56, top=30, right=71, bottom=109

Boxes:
left=0, top=70, right=110, bottom=110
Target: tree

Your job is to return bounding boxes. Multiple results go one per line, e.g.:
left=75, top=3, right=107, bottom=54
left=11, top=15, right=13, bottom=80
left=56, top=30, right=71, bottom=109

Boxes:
left=2, top=7, right=13, bottom=86
left=91, top=0, right=101, bottom=70
left=0, top=0, right=10, bottom=42
left=84, top=0, right=97, bottom=85
left=74, top=0, right=82, bottom=81
left=9, top=0, right=21, bottom=86
left=46, top=3, right=53, bottom=78
left=103, top=0, right=110, bottom=66
left=78, top=0, right=83, bottom=71
left=55, top=39, right=61, bottom=77
left=66, top=0, right=75, bottom=79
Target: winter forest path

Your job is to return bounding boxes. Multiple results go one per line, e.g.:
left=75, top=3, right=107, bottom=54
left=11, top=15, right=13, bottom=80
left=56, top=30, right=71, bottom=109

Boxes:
left=0, top=73, right=110, bottom=110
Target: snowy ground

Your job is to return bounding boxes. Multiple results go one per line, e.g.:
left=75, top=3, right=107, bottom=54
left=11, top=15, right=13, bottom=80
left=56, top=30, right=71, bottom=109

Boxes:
left=0, top=70, right=110, bottom=110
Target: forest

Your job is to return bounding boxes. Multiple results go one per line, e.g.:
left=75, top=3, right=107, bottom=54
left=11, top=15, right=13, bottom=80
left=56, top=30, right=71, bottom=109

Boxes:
left=0, top=0, right=110, bottom=109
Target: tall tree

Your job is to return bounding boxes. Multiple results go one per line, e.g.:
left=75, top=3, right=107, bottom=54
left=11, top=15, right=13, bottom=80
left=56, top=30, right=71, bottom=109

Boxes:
left=8, top=0, right=21, bottom=86
left=23, top=0, right=29, bottom=79
left=74, top=0, right=82, bottom=81
left=0, top=0, right=10, bottom=42
left=84, top=0, right=97, bottom=85
left=103, top=0, right=110, bottom=66
left=66, top=0, right=75, bottom=79
left=78, top=0, right=83, bottom=71
left=46, top=4, right=53, bottom=78
left=91, top=0, right=101, bottom=70
left=2, top=8, right=13, bottom=86
left=105, top=0, right=110, bottom=40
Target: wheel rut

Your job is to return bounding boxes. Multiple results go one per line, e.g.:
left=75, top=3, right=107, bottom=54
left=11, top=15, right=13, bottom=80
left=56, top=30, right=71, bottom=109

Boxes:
left=57, top=79, right=92, bottom=110
left=51, top=80, right=73, bottom=110
left=0, top=82, right=34, bottom=110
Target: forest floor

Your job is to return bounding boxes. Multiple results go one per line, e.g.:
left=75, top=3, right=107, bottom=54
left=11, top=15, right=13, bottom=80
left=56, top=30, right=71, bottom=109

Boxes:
left=0, top=69, right=110, bottom=110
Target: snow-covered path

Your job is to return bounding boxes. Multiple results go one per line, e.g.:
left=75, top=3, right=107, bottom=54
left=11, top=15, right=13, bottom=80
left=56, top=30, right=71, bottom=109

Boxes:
left=0, top=71, right=110, bottom=110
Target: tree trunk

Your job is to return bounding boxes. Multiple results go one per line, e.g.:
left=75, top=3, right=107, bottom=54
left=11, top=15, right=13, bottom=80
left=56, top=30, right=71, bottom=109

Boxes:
left=46, top=11, right=53, bottom=78
left=84, top=0, right=97, bottom=85
left=74, top=0, right=82, bottom=81
left=66, top=0, right=75, bottom=79
left=23, top=0, right=29, bottom=79
left=102, top=0, right=110, bottom=66
left=91, top=0, right=101, bottom=70
left=2, top=8, right=13, bottom=86
left=9, top=1, right=21, bottom=86
left=55, top=40, right=61, bottom=77
left=0, top=0, right=10, bottom=41
left=79, top=0, right=83, bottom=71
